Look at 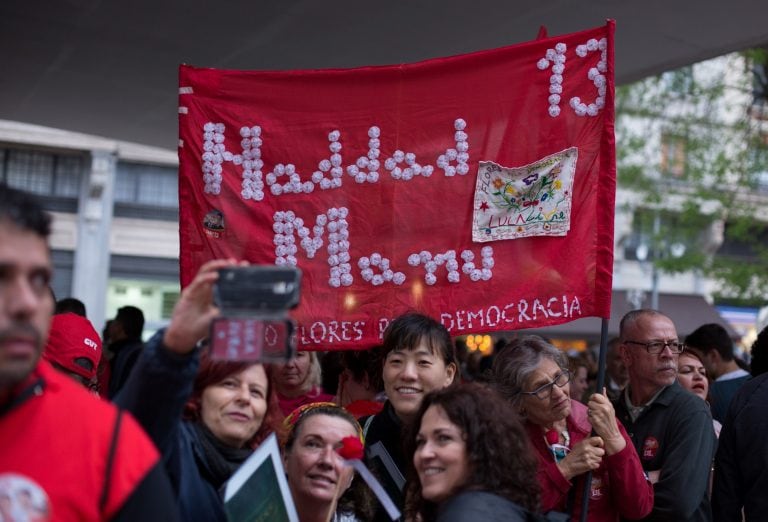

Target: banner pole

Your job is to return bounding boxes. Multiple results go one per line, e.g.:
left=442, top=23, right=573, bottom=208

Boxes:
left=579, top=317, right=609, bottom=522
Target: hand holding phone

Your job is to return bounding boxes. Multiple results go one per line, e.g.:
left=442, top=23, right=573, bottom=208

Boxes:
left=163, top=258, right=238, bottom=354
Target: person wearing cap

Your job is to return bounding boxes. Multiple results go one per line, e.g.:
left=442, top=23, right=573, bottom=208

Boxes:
left=43, top=312, right=102, bottom=391
left=0, top=184, right=178, bottom=521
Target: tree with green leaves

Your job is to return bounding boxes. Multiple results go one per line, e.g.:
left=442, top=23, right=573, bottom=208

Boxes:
left=615, top=49, right=768, bottom=304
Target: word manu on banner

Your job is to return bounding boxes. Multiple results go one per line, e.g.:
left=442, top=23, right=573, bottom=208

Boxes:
left=178, top=21, right=616, bottom=350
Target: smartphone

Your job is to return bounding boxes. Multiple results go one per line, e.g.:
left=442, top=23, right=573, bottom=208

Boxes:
left=213, top=266, right=301, bottom=315
left=210, top=265, right=301, bottom=362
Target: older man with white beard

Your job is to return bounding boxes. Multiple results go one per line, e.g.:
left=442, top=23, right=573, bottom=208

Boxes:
left=613, top=309, right=715, bottom=522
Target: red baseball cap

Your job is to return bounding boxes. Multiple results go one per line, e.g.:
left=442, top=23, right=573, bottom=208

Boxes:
left=44, top=313, right=102, bottom=381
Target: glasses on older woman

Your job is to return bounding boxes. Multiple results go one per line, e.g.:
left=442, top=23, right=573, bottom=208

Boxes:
left=521, top=370, right=571, bottom=400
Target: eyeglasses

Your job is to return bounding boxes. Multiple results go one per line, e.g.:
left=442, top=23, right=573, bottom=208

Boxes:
left=624, top=340, right=685, bottom=355
left=521, top=370, right=571, bottom=400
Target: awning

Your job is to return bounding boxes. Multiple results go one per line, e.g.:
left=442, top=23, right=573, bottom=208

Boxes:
left=515, top=291, right=739, bottom=343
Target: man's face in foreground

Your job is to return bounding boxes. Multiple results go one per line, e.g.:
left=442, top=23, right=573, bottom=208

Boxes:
left=0, top=223, right=53, bottom=388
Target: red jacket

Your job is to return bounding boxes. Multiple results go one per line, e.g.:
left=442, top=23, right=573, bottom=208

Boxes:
left=0, top=361, right=160, bottom=521
left=528, top=399, right=653, bottom=521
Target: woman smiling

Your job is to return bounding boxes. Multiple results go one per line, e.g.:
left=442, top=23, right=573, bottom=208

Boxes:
left=360, top=313, right=458, bottom=520
left=283, top=403, right=372, bottom=521
left=116, top=259, right=283, bottom=522
left=405, top=383, right=540, bottom=521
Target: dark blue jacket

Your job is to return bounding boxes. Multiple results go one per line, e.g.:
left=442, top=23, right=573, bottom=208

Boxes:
left=107, top=337, right=144, bottom=398
left=437, top=491, right=535, bottom=522
left=712, top=373, right=768, bottom=521
left=115, top=331, right=227, bottom=522
left=709, top=374, right=750, bottom=423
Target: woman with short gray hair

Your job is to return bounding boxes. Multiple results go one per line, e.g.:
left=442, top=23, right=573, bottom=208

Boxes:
left=492, top=336, right=652, bottom=521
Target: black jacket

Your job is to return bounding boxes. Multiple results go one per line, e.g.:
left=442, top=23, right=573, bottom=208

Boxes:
left=361, top=401, right=406, bottom=522
left=108, top=337, right=144, bottom=398
left=712, top=373, right=768, bottom=521
left=437, top=491, right=536, bottom=522
left=116, top=332, right=228, bottom=522
left=613, top=382, right=715, bottom=522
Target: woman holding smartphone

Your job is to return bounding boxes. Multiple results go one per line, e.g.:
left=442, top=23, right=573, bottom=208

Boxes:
left=116, top=259, right=284, bottom=522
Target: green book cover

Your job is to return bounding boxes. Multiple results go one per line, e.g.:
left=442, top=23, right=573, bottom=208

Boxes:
left=224, top=433, right=298, bottom=522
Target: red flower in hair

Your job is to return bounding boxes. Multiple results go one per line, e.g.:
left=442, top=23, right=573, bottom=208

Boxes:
left=338, top=436, right=364, bottom=460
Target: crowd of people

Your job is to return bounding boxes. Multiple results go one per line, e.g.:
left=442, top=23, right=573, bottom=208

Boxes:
left=2, top=182, right=767, bottom=521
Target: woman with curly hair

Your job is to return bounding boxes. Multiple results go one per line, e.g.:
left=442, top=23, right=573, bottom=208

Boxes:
left=404, top=383, right=540, bottom=522
left=283, top=403, right=373, bottom=521
left=492, top=335, right=652, bottom=521
left=116, top=259, right=284, bottom=522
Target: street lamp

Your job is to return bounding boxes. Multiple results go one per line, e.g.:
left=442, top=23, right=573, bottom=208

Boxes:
left=634, top=213, right=686, bottom=310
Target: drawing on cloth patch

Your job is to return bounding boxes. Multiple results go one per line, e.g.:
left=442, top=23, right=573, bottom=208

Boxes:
left=471, top=147, right=578, bottom=242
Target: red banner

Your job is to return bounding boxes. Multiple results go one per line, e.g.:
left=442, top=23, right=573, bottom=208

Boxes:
left=178, top=21, right=616, bottom=350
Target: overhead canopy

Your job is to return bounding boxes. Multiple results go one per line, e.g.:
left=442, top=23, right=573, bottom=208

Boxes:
left=2, top=0, right=768, bottom=150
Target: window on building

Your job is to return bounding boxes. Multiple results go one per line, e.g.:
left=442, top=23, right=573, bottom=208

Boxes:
left=749, top=131, right=768, bottom=193
left=4, top=149, right=54, bottom=194
left=716, top=221, right=768, bottom=263
left=161, top=291, right=180, bottom=319
left=54, top=155, right=84, bottom=197
left=662, top=66, right=694, bottom=95
left=106, top=278, right=180, bottom=339
left=660, top=133, right=687, bottom=178
left=751, top=48, right=768, bottom=107
left=623, top=208, right=706, bottom=261
left=0, top=146, right=84, bottom=211
left=114, top=161, right=178, bottom=220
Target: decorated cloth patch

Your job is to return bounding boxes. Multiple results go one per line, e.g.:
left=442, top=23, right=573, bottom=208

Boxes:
left=472, top=147, right=578, bottom=242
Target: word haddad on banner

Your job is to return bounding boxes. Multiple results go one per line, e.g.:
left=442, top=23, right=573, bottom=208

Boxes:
left=178, top=21, right=616, bottom=349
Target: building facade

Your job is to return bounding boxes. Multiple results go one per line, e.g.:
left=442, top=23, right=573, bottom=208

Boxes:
left=0, top=120, right=180, bottom=335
